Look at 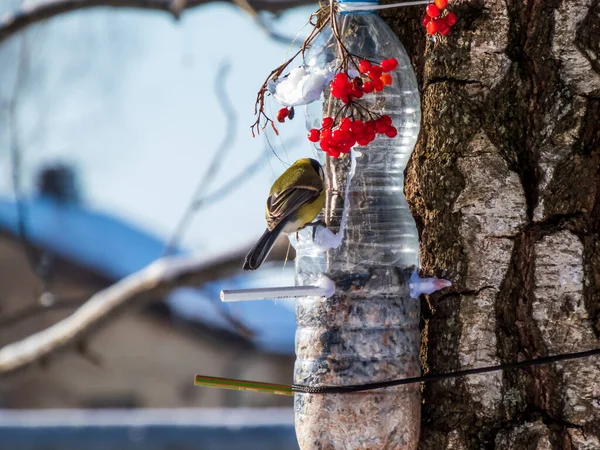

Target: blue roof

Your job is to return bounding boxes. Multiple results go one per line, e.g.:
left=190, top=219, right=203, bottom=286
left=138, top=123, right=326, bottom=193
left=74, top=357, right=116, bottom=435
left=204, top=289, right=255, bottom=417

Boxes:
left=0, top=196, right=296, bottom=354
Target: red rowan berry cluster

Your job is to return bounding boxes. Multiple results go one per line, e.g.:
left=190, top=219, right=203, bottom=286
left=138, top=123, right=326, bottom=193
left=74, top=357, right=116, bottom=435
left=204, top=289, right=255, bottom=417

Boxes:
left=307, top=58, right=399, bottom=158
left=329, top=57, right=398, bottom=104
left=423, top=0, right=457, bottom=36
left=308, top=115, right=397, bottom=158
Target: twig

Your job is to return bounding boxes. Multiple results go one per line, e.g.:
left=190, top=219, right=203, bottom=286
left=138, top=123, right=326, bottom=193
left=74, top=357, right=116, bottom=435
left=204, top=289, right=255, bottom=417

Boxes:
left=0, top=0, right=316, bottom=45
left=250, top=3, right=370, bottom=137
left=251, top=8, right=329, bottom=136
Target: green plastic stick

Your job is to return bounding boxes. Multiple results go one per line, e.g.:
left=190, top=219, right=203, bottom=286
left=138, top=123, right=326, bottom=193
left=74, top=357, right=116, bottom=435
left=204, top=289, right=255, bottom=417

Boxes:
left=194, top=375, right=294, bottom=397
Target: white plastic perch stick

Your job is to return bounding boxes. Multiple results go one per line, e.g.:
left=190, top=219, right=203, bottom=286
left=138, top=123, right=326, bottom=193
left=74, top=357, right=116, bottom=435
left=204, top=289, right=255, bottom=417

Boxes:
left=221, top=276, right=336, bottom=302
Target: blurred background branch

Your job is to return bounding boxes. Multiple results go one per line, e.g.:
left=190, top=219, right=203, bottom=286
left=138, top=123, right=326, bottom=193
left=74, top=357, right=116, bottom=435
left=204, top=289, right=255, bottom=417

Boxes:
left=8, top=35, right=46, bottom=287
left=0, top=0, right=314, bottom=45
left=0, top=238, right=292, bottom=376
left=164, top=62, right=237, bottom=256
left=0, top=0, right=308, bottom=417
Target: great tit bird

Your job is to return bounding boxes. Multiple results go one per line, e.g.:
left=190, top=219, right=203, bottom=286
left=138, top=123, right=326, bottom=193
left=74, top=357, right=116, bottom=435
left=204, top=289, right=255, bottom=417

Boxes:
left=243, top=158, right=325, bottom=270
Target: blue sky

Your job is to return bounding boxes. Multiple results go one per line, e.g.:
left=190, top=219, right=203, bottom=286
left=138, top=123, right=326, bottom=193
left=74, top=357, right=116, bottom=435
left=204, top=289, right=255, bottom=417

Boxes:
left=0, top=1, right=318, bottom=256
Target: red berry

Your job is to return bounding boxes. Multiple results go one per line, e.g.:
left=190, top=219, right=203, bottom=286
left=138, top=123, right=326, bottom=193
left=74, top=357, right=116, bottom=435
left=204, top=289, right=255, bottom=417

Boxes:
left=423, top=15, right=431, bottom=26
left=381, top=58, right=398, bottom=72
left=380, top=115, right=392, bottom=126
left=435, top=18, right=450, bottom=35
left=380, top=74, right=393, bottom=86
left=359, top=60, right=371, bottom=74
left=446, top=12, right=457, bottom=26
left=368, top=65, right=383, bottom=80
left=426, top=4, right=440, bottom=17
left=357, top=138, right=370, bottom=146
left=308, top=129, right=320, bottom=142
left=434, top=0, right=448, bottom=9
left=340, top=118, right=353, bottom=131
left=375, top=120, right=388, bottom=134
left=373, top=78, right=385, bottom=92
left=334, top=72, right=349, bottom=85
left=351, top=120, right=365, bottom=134
left=351, top=89, right=364, bottom=98
left=336, top=129, right=352, bottom=143
left=362, top=81, right=374, bottom=94
left=276, top=107, right=289, bottom=123
left=426, top=20, right=439, bottom=35
left=365, top=120, right=376, bottom=134
left=385, top=126, right=398, bottom=138
left=322, top=117, right=334, bottom=128
left=329, top=148, right=341, bottom=158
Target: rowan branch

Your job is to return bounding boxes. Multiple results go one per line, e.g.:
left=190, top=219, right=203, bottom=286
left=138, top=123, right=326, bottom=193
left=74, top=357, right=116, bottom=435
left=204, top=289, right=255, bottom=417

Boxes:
left=0, top=0, right=316, bottom=45
left=0, top=238, right=292, bottom=375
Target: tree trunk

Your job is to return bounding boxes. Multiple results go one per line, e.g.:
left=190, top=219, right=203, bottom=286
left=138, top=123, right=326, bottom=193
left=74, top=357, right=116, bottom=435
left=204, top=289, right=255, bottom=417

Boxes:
left=384, top=0, right=600, bottom=448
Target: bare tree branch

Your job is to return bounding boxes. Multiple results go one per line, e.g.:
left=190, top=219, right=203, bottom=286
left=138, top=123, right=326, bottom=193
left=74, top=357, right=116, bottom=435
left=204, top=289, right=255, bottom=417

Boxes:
left=0, top=0, right=316, bottom=45
left=0, top=238, right=291, bottom=375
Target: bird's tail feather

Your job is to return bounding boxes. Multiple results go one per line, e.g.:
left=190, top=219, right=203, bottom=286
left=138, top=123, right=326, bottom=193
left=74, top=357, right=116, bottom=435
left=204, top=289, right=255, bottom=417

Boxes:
left=243, top=222, right=285, bottom=270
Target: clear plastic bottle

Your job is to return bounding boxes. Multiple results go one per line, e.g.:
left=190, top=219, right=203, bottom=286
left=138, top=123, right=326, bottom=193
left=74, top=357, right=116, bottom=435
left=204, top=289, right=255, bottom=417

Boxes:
left=293, top=3, right=422, bottom=449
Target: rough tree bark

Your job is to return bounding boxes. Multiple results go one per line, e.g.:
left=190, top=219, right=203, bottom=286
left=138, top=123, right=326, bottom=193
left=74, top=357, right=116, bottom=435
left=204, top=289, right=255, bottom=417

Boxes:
left=383, top=0, right=600, bottom=448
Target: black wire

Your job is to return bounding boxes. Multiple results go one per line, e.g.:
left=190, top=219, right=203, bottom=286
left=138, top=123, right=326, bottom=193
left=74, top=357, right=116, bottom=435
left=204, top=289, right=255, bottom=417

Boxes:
left=291, top=347, right=600, bottom=394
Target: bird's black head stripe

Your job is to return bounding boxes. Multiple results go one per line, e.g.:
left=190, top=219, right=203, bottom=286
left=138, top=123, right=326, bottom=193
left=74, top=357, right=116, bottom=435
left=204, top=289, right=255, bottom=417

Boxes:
left=308, top=158, right=323, bottom=178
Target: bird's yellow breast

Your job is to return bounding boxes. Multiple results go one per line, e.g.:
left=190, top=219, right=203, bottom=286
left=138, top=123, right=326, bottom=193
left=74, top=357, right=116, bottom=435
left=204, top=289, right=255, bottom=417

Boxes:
left=293, top=188, right=326, bottom=229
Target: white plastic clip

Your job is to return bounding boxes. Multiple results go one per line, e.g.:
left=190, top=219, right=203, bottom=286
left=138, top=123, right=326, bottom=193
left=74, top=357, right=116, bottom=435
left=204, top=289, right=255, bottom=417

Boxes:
left=409, top=271, right=452, bottom=298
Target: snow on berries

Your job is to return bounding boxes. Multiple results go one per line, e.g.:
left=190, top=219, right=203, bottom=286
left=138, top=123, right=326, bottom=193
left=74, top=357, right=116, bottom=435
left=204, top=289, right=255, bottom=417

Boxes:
left=267, top=66, right=334, bottom=107
left=423, top=1, right=457, bottom=37
left=258, top=56, right=402, bottom=158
